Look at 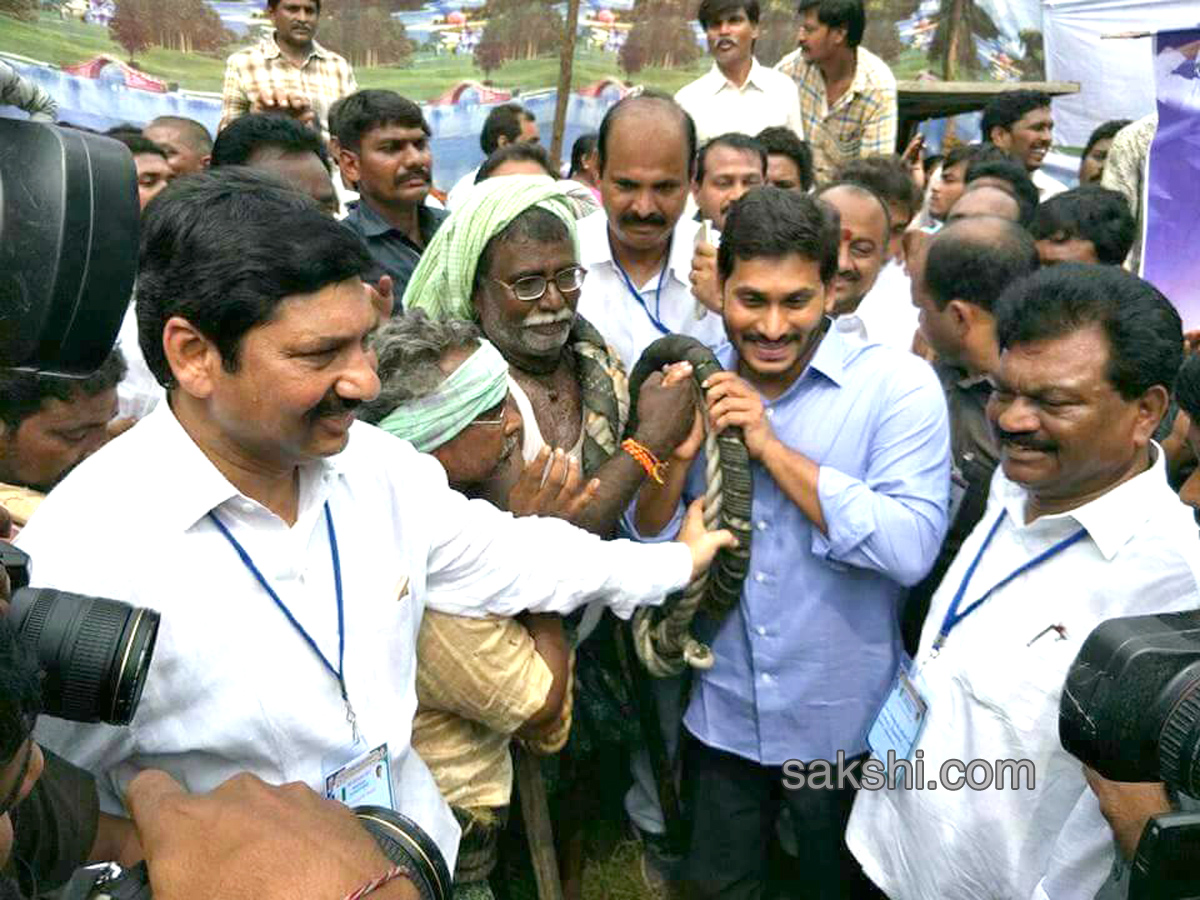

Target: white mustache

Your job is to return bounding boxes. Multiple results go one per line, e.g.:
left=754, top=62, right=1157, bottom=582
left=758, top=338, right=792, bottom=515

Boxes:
left=523, top=310, right=574, bottom=328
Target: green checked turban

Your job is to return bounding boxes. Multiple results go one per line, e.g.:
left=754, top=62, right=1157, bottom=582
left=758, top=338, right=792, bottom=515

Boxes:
left=403, top=175, right=597, bottom=321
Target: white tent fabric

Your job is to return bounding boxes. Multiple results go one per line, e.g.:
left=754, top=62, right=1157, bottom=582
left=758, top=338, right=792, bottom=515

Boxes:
left=1044, top=0, right=1200, bottom=146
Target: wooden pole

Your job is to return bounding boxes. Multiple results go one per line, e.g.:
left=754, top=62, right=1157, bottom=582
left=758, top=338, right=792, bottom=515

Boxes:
left=515, top=745, right=565, bottom=900
left=549, top=0, right=582, bottom=172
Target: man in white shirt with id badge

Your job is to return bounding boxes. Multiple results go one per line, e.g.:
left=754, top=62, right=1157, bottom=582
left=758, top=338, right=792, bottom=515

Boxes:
left=20, top=169, right=735, bottom=883
left=847, top=264, right=1200, bottom=900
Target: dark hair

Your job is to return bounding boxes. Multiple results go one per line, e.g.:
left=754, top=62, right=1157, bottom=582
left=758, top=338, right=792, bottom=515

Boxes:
left=149, top=116, right=214, bottom=154
left=964, top=156, right=1039, bottom=228
left=0, top=619, right=41, bottom=763
left=981, top=90, right=1052, bottom=143
left=1030, top=186, right=1136, bottom=266
left=0, top=349, right=127, bottom=432
left=113, top=133, right=167, bottom=160
left=329, top=90, right=429, bottom=152
left=835, top=154, right=922, bottom=219
left=718, top=187, right=839, bottom=283
left=569, top=133, right=597, bottom=178
left=1174, top=354, right=1200, bottom=422
left=267, top=0, right=320, bottom=10
left=136, top=168, right=373, bottom=387
left=814, top=179, right=891, bottom=245
left=480, top=103, right=534, bottom=156
left=994, top=265, right=1183, bottom=400
left=755, top=126, right=813, bottom=190
left=698, top=0, right=760, bottom=28
left=597, top=91, right=697, bottom=179
left=922, top=153, right=943, bottom=178
left=941, top=142, right=987, bottom=173
left=1083, top=119, right=1133, bottom=160
left=797, top=0, right=865, bottom=47
left=475, top=206, right=572, bottom=287
left=211, top=113, right=329, bottom=167
left=695, top=133, right=767, bottom=184
left=925, top=218, right=1039, bottom=312
left=475, top=142, right=557, bottom=182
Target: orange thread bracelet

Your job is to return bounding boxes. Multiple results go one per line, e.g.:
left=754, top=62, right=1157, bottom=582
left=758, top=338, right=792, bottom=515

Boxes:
left=622, top=438, right=669, bottom=485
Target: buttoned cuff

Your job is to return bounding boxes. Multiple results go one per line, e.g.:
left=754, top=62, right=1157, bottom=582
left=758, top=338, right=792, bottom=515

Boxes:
left=810, top=465, right=871, bottom=560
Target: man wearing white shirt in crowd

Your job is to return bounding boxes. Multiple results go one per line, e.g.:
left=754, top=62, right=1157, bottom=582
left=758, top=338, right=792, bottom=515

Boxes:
left=18, top=169, right=734, bottom=882
left=445, top=104, right=540, bottom=210
left=576, top=93, right=727, bottom=373
left=674, top=0, right=804, bottom=146
left=981, top=90, right=1067, bottom=201
left=813, top=181, right=889, bottom=342
left=847, top=264, right=1200, bottom=900
left=757, top=125, right=814, bottom=192
left=835, top=155, right=923, bottom=350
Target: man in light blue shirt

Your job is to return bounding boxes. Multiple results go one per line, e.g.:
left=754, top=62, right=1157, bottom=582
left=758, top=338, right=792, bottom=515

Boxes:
left=629, top=186, right=950, bottom=900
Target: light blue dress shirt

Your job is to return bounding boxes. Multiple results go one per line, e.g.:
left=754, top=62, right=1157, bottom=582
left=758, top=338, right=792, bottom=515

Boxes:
left=629, top=324, right=951, bottom=765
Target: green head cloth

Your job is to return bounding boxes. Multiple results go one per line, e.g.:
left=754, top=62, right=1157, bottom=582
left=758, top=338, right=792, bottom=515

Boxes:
left=403, top=175, right=597, bottom=321
left=377, top=338, right=509, bottom=453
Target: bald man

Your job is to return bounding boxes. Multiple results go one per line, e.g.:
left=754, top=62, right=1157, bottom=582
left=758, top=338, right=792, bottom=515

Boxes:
left=144, top=116, right=212, bottom=176
left=815, top=182, right=890, bottom=340
left=946, top=184, right=1022, bottom=224
left=575, top=91, right=727, bottom=372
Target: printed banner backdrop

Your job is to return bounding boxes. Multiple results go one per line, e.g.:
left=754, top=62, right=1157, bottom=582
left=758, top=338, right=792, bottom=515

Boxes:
left=1141, top=27, right=1200, bottom=323
left=2, top=0, right=1057, bottom=190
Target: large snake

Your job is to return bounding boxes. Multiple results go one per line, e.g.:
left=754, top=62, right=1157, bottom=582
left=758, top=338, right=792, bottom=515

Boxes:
left=625, top=336, right=754, bottom=677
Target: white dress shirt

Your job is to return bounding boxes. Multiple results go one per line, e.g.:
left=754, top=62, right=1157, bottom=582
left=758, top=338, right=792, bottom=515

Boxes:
left=847, top=447, right=1200, bottom=900
left=115, top=302, right=165, bottom=422
left=445, top=167, right=481, bottom=211
left=674, top=59, right=805, bottom=146
left=853, top=259, right=920, bottom=352
left=21, top=401, right=691, bottom=870
left=575, top=211, right=727, bottom=372
left=1032, top=167, right=1068, bottom=201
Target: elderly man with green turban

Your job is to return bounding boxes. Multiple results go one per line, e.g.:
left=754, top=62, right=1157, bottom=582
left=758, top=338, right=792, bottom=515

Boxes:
left=405, top=175, right=697, bottom=538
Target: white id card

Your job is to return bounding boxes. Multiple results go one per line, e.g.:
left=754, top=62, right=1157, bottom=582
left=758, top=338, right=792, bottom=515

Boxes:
left=324, top=742, right=394, bottom=809
left=866, top=667, right=928, bottom=768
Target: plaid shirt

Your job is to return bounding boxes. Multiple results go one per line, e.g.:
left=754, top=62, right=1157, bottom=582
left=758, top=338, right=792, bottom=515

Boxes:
left=775, top=45, right=897, bottom=183
left=220, top=32, right=356, bottom=141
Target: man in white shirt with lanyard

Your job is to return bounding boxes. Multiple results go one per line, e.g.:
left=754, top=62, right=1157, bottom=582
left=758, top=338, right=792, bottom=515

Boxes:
left=576, top=93, right=727, bottom=373
left=19, top=169, right=735, bottom=882
left=846, top=264, right=1200, bottom=900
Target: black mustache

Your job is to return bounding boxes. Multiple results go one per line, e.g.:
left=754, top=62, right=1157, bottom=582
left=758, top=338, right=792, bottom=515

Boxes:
left=836, top=269, right=860, bottom=282
left=997, top=429, right=1055, bottom=452
left=307, top=392, right=361, bottom=423
left=396, top=169, right=430, bottom=184
left=745, top=333, right=801, bottom=345
left=621, top=213, right=667, bottom=229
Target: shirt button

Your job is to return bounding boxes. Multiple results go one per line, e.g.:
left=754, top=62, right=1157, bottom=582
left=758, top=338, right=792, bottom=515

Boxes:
left=756, top=626, right=767, bottom=637
left=762, top=672, right=773, bottom=684
left=765, top=408, right=775, bottom=418
left=756, top=521, right=768, bottom=532
left=754, top=572, right=765, bottom=583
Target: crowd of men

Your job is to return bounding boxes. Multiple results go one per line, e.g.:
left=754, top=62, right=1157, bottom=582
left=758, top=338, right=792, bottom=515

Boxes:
left=2, top=0, right=1197, bottom=899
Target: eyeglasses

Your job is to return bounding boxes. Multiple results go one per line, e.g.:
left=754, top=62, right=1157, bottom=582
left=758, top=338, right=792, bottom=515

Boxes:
left=491, top=265, right=587, bottom=303
left=467, top=393, right=512, bottom=429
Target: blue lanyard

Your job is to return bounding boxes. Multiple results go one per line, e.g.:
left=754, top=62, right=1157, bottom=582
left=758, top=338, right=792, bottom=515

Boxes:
left=208, top=501, right=358, bottom=741
left=610, top=232, right=673, bottom=336
left=931, top=509, right=1087, bottom=654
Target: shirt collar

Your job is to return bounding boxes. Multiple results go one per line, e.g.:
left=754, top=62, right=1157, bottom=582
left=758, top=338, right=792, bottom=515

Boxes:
left=261, top=31, right=328, bottom=64
left=143, top=399, right=345, bottom=533
left=715, top=316, right=847, bottom=397
left=704, top=58, right=767, bottom=93
left=351, top=199, right=439, bottom=240
left=999, top=443, right=1170, bottom=561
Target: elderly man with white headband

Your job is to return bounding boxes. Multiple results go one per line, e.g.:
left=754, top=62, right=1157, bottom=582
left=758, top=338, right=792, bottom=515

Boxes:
left=360, top=311, right=604, bottom=900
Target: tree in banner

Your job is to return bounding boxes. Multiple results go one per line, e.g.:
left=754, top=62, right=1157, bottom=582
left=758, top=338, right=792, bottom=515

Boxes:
left=110, top=0, right=232, bottom=57
left=928, top=0, right=998, bottom=80
left=0, top=0, right=36, bottom=21
left=321, top=0, right=414, bottom=68
left=619, top=0, right=700, bottom=74
left=754, top=0, right=799, bottom=68
left=1016, top=29, right=1045, bottom=80
left=474, top=0, right=562, bottom=70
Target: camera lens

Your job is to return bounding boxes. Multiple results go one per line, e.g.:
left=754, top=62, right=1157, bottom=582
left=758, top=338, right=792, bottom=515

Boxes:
left=353, top=806, right=451, bottom=900
left=8, top=587, right=159, bottom=726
